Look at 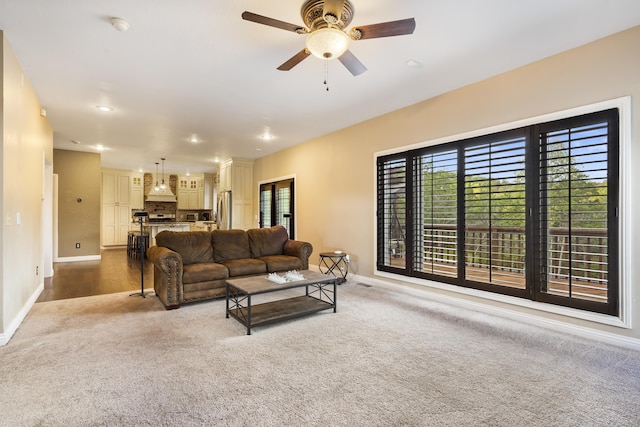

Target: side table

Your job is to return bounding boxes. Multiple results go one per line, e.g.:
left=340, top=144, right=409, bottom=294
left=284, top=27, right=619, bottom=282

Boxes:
left=319, top=251, right=348, bottom=284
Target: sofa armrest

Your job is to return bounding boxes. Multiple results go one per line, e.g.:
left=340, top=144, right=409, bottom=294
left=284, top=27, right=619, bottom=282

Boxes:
left=147, top=246, right=183, bottom=309
left=283, top=240, right=313, bottom=270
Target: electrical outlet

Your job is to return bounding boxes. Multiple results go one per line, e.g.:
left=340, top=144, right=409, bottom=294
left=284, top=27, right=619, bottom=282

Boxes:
left=75, top=243, right=81, bottom=249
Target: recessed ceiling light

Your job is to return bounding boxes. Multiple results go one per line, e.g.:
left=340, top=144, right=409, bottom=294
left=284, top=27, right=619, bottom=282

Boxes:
left=96, top=105, right=113, bottom=112
left=213, top=158, right=220, bottom=163
left=189, top=135, right=200, bottom=143
left=256, top=148, right=263, bottom=151
left=405, top=59, right=423, bottom=68
left=260, top=134, right=274, bottom=140
left=95, top=144, right=105, bottom=151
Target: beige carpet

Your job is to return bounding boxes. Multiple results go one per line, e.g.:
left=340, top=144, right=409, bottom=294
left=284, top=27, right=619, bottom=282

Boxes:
left=2, top=282, right=639, bottom=426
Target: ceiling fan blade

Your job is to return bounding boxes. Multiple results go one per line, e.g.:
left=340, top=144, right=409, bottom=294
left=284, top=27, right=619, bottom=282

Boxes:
left=241, top=11, right=305, bottom=33
left=323, top=0, right=346, bottom=21
left=338, top=50, right=367, bottom=76
left=277, top=49, right=311, bottom=71
left=351, top=18, right=416, bottom=40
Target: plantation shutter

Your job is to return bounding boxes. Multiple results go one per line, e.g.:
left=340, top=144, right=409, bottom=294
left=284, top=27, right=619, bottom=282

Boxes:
left=536, top=110, right=618, bottom=314
left=377, top=156, right=407, bottom=269
left=275, top=180, right=294, bottom=238
left=414, top=149, right=458, bottom=278
left=463, top=132, right=527, bottom=291
left=259, top=184, right=272, bottom=228
left=259, top=179, right=295, bottom=238
left=375, top=107, right=619, bottom=316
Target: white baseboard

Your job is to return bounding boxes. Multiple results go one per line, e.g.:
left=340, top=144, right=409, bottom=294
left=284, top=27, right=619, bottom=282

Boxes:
left=0, top=283, right=43, bottom=346
left=344, top=271, right=640, bottom=351
left=55, top=255, right=101, bottom=263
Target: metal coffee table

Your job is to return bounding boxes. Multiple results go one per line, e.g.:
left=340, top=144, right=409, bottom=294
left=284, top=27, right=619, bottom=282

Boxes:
left=226, top=271, right=337, bottom=335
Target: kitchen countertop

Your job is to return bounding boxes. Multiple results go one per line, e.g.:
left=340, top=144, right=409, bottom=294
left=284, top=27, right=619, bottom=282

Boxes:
left=140, top=222, right=193, bottom=226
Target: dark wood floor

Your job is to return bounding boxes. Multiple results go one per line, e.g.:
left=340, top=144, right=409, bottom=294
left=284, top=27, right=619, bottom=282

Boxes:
left=37, top=248, right=154, bottom=302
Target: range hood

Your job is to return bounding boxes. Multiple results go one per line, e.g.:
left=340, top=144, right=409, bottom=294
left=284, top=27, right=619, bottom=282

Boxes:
left=146, top=186, right=177, bottom=202
left=146, top=158, right=177, bottom=202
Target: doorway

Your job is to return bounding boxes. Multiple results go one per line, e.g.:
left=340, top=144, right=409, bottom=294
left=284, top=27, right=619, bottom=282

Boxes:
left=259, top=178, right=295, bottom=238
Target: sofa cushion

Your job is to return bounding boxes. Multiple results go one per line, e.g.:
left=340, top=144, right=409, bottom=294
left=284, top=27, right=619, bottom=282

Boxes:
left=220, top=258, right=267, bottom=276
left=258, top=255, right=303, bottom=273
left=211, top=229, right=252, bottom=262
left=247, top=226, right=289, bottom=258
left=182, top=262, right=229, bottom=284
left=156, top=231, right=214, bottom=265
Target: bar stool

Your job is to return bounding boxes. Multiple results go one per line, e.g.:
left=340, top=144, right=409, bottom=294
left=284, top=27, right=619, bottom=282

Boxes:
left=127, top=231, right=137, bottom=258
left=132, top=233, right=149, bottom=259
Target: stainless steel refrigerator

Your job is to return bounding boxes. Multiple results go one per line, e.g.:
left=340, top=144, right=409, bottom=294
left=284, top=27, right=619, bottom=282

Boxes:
left=217, top=190, right=232, bottom=230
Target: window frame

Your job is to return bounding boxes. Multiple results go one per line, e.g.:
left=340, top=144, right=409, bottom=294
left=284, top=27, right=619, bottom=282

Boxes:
left=374, top=98, right=631, bottom=327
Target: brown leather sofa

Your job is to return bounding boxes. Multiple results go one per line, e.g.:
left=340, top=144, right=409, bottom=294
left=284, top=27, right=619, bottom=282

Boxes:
left=146, top=225, right=313, bottom=309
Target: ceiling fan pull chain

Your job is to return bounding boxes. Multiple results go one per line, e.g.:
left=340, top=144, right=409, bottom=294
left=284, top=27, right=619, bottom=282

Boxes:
left=324, top=59, right=329, bottom=91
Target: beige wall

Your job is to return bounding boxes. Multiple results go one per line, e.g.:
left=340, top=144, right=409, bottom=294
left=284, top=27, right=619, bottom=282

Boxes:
left=254, top=26, right=640, bottom=341
left=53, top=149, right=101, bottom=258
left=1, top=32, right=53, bottom=339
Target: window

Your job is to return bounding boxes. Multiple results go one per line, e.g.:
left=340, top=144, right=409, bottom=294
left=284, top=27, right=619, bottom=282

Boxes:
left=259, top=178, right=295, bottom=238
left=464, top=131, right=528, bottom=294
left=415, top=149, right=458, bottom=278
left=377, top=109, right=619, bottom=316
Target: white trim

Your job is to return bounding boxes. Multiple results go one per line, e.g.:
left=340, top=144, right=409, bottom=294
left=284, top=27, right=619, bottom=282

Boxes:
left=257, top=174, right=296, bottom=186
left=55, top=255, right=101, bottom=263
left=376, top=270, right=627, bottom=328
left=348, top=272, right=640, bottom=351
left=0, top=283, right=43, bottom=346
left=373, top=96, right=632, bottom=328
left=618, top=96, right=632, bottom=328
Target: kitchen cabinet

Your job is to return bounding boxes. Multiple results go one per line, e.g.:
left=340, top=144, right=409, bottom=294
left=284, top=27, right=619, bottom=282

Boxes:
left=219, top=158, right=254, bottom=230
left=177, top=174, right=214, bottom=210
left=203, top=174, right=214, bottom=210
left=219, top=162, right=231, bottom=192
left=177, top=177, right=187, bottom=209
left=177, top=176, right=201, bottom=209
left=102, top=170, right=133, bottom=246
left=131, top=172, right=144, bottom=209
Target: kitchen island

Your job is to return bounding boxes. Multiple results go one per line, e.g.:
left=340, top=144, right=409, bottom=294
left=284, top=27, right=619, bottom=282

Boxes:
left=144, top=222, right=191, bottom=246
left=187, top=221, right=219, bottom=232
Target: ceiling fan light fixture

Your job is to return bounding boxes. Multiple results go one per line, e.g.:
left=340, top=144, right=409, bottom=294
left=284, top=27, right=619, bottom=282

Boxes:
left=305, top=27, right=350, bottom=59
left=110, top=17, right=130, bottom=32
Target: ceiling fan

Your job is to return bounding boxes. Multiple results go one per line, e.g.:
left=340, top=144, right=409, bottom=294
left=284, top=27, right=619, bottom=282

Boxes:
left=242, top=0, right=416, bottom=76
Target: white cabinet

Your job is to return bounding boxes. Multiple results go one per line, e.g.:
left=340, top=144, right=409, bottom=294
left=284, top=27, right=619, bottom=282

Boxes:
left=178, top=174, right=213, bottom=210
left=220, top=158, right=254, bottom=230
left=177, top=177, right=188, bottom=209
left=131, top=173, right=144, bottom=209
left=102, top=170, right=132, bottom=246
left=178, top=176, right=200, bottom=209
left=203, top=174, right=214, bottom=210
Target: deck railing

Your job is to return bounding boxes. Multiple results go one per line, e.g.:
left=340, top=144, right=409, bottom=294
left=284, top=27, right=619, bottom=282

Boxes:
left=391, top=224, right=609, bottom=301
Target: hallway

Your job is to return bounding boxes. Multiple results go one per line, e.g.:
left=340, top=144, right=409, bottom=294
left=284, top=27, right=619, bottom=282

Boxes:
left=37, top=248, right=153, bottom=302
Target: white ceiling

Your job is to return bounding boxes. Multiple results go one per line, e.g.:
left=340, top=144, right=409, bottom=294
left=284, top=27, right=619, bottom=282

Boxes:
left=1, top=0, right=639, bottom=175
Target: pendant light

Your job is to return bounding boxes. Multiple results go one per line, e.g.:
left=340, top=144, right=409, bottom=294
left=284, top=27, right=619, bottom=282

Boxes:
left=160, top=158, right=167, bottom=190
left=154, top=162, right=160, bottom=191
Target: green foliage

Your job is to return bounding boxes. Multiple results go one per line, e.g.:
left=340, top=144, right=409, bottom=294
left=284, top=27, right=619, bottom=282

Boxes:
left=418, top=152, right=607, bottom=229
